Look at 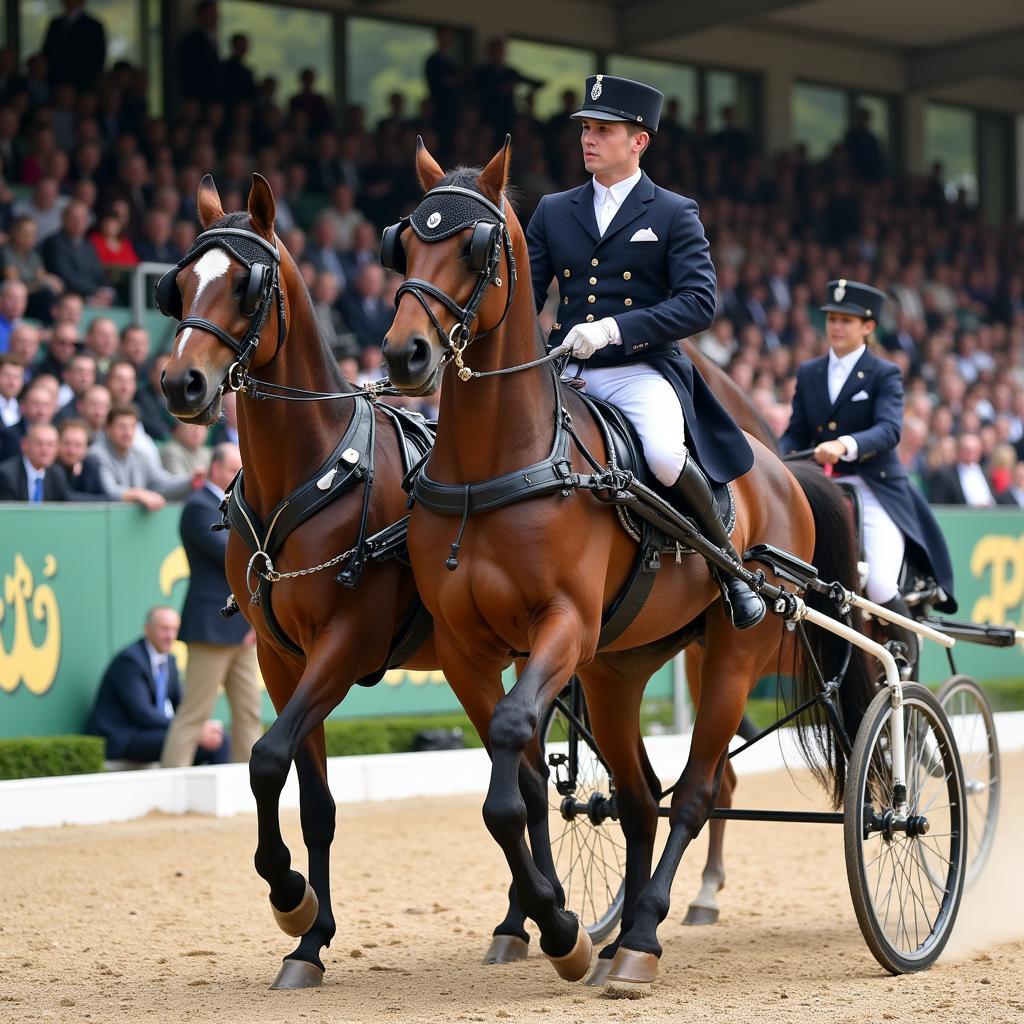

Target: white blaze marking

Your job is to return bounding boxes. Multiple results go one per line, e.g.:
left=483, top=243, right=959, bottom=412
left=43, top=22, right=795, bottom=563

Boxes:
left=177, top=248, right=233, bottom=356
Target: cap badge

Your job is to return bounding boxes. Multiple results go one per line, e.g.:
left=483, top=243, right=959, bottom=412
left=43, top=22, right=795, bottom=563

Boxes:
left=427, top=211, right=442, bottom=229
left=591, top=75, right=603, bottom=101
left=834, top=278, right=847, bottom=302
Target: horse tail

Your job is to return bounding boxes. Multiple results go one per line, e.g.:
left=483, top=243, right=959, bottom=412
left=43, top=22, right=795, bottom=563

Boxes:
left=786, top=460, right=876, bottom=809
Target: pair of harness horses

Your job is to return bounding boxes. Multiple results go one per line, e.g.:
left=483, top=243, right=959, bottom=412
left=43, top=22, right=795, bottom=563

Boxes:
left=159, top=148, right=969, bottom=990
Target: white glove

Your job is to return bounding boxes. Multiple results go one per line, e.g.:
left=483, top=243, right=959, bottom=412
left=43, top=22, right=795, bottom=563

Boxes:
left=561, top=317, right=621, bottom=359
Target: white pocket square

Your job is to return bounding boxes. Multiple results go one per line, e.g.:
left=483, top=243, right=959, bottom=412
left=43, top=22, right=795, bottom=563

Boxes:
left=629, top=228, right=659, bottom=242
left=851, top=390, right=869, bottom=401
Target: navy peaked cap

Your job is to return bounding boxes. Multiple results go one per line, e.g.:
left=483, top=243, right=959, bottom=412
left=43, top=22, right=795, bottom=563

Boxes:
left=820, top=278, right=886, bottom=319
left=571, top=75, right=663, bottom=134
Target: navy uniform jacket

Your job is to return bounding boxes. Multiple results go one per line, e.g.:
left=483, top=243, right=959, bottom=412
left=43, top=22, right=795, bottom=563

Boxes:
left=780, top=347, right=956, bottom=611
left=526, top=171, right=753, bottom=485
left=179, top=485, right=250, bottom=645
left=86, top=639, right=182, bottom=760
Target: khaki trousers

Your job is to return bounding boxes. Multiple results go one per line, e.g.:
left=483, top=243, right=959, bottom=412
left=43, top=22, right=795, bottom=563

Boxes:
left=161, top=643, right=263, bottom=768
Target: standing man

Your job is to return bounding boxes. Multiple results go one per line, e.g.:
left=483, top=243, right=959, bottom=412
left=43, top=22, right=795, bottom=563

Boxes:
left=526, top=74, right=764, bottom=628
left=42, top=0, right=107, bottom=93
left=161, top=443, right=263, bottom=768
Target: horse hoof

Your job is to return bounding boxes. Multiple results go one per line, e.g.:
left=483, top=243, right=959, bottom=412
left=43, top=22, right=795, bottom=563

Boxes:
left=606, top=947, right=658, bottom=988
left=547, top=922, right=593, bottom=982
left=585, top=957, right=614, bottom=986
left=682, top=903, right=719, bottom=926
left=271, top=882, right=319, bottom=937
left=482, top=934, right=530, bottom=964
left=270, top=959, right=324, bottom=990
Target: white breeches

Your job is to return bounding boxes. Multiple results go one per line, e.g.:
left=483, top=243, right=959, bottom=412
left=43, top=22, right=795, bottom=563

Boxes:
left=572, top=361, right=687, bottom=487
left=840, top=475, right=905, bottom=604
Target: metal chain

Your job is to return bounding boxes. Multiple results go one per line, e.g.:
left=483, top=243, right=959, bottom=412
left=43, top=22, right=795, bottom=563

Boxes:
left=248, top=546, right=355, bottom=587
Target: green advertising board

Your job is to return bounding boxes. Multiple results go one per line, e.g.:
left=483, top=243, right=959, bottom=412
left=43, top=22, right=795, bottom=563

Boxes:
left=1, top=503, right=1021, bottom=739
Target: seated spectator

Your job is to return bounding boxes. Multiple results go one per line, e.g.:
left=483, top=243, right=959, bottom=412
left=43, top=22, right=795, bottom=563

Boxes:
left=89, top=207, right=141, bottom=269
left=56, top=417, right=109, bottom=500
left=117, top=323, right=151, bottom=371
left=1, top=217, right=64, bottom=322
left=997, top=461, right=1024, bottom=508
left=50, top=291, right=85, bottom=334
left=11, top=178, right=67, bottom=243
left=340, top=263, right=394, bottom=351
left=926, top=433, right=995, bottom=507
left=83, top=315, right=118, bottom=376
left=70, top=382, right=111, bottom=440
left=7, top=324, right=42, bottom=380
left=0, top=279, right=28, bottom=352
left=42, top=199, right=115, bottom=304
left=37, top=323, right=81, bottom=380
left=310, top=271, right=354, bottom=355
left=161, top=420, right=211, bottom=475
left=135, top=352, right=175, bottom=441
left=307, top=214, right=348, bottom=292
left=0, top=421, right=69, bottom=501
left=0, top=353, right=24, bottom=427
left=0, top=377, right=57, bottom=460
left=134, top=210, right=178, bottom=264
left=321, top=183, right=366, bottom=250
left=86, top=606, right=230, bottom=765
left=89, top=403, right=196, bottom=507
left=209, top=390, right=238, bottom=445
left=55, top=350, right=97, bottom=410
left=105, top=357, right=138, bottom=407
left=345, top=221, right=382, bottom=276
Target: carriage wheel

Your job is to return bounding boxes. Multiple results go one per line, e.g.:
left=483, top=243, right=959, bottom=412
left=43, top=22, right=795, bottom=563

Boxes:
left=937, top=675, right=999, bottom=887
left=542, top=683, right=625, bottom=943
left=844, top=684, right=967, bottom=974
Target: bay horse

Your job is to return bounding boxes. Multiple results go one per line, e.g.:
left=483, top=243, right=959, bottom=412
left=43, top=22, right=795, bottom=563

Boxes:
left=382, top=140, right=875, bottom=987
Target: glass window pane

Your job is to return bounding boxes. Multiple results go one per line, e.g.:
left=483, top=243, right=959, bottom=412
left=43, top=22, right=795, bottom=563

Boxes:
left=504, top=39, right=594, bottom=120
left=607, top=55, right=697, bottom=127
left=21, top=0, right=140, bottom=65
left=146, top=0, right=162, bottom=115
left=221, top=1, right=334, bottom=108
left=792, top=81, right=846, bottom=159
left=924, top=103, right=977, bottom=203
left=706, top=69, right=756, bottom=132
left=347, top=17, right=434, bottom=126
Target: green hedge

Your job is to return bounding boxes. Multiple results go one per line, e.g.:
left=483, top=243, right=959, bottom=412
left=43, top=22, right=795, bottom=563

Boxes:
left=0, top=735, right=106, bottom=780
left=323, top=713, right=484, bottom=757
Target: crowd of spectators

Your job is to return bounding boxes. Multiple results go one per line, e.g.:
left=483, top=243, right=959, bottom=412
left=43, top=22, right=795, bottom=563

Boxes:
left=1, top=4, right=1023, bottom=508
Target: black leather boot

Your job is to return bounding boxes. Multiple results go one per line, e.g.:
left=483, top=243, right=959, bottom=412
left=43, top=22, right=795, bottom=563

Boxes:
left=880, top=595, right=919, bottom=680
left=669, top=459, right=766, bottom=630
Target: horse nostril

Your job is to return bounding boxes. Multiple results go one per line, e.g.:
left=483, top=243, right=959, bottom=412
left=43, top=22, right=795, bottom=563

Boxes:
left=407, top=335, right=433, bottom=377
left=183, top=368, right=208, bottom=404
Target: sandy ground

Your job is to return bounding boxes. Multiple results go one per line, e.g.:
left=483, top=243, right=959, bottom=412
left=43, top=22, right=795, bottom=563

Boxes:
left=1, top=752, right=1022, bottom=1024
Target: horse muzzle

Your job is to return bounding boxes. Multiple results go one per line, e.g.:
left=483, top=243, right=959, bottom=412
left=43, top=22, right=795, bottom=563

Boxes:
left=161, top=366, right=225, bottom=424
left=382, top=332, right=444, bottom=396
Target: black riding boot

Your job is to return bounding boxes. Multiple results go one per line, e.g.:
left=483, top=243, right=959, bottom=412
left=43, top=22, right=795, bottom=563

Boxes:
left=880, top=595, right=919, bottom=680
left=669, top=459, right=766, bottom=630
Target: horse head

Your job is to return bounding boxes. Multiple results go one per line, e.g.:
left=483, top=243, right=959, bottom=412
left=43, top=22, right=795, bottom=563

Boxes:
left=159, top=173, right=288, bottom=423
left=382, top=138, right=519, bottom=396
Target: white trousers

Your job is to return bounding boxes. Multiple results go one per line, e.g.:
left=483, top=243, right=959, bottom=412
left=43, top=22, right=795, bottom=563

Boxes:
left=840, top=475, right=905, bottom=604
left=572, top=362, right=687, bottom=487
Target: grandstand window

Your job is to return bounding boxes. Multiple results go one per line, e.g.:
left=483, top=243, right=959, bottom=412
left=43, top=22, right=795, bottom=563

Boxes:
left=222, top=2, right=334, bottom=102
left=608, top=56, right=698, bottom=127
left=347, top=17, right=433, bottom=126
left=706, top=70, right=755, bottom=133
left=20, top=0, right=141, bottom=64
left=504, top=39, right=595, bottom=121
left=791, top=81, right=846, bottom=159
left=924, top=103, right=978, bottom=204
left=145, top=0, right=162, bottom=114
left=978, top=111, right=1013, bottom=222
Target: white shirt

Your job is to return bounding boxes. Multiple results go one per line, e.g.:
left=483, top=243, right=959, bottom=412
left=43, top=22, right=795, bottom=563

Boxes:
left=592, top=169, right=642, bottom=237
left=22, top=456, right=45, bottom=501
left=204, top=479, right=226, bottom=502
left=827, top=344, right=866, bottom=462
left=0, top=396, right=19, bottom=427
left=956, top=463, right=994, bottom=507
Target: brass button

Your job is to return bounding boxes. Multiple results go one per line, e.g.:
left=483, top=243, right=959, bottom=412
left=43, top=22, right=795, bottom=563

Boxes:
left=589, top=276, right=597, bottom=285
left=563, top=296, right=568, bottom=305
left=588, top=295, right=596, bottom=303
left=585, top=314, right=594, bottom=322
left=624, top=298, right=633, bottom=307
left=552, top=323, right=561, bottom=330
left=563, top=269, right=570, bottom=278
left=591, top=258, right=599, bottom=267
left=828, top=421, right=837, bottom=430
left=623, top=271, right=631, bottom=281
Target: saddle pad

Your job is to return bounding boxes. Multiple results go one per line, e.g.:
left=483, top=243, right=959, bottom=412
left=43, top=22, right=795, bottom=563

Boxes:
left=572, top=389, right=735, bottom=554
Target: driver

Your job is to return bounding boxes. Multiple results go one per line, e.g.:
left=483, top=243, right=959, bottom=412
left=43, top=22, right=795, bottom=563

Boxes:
left=526, top=74, right=765, bottom=630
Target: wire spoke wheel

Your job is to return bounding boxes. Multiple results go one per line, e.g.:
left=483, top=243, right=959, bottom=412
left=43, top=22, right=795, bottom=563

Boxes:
left=937, top=675, right=999, bottom=887
left=542, top=681, right=625, bottom=942
left=844, top=684, right=966, bottom=974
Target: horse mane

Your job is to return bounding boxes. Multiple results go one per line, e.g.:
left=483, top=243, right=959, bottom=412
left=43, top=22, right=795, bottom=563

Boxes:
left=209, top=210, right=252, bottom=230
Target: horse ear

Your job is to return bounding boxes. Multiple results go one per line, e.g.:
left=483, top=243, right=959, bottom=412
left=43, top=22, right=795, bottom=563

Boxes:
left=415, top=136, right=445, bottom=192
left=197, top=174, right=225, bottom=229
left=247, top=173, right=277, bottom=239
left=478, top=135, right=511, bottom=204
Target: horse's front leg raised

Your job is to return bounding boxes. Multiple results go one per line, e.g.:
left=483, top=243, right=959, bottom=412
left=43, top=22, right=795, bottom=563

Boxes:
left=249, top=639, right=354, bottom=989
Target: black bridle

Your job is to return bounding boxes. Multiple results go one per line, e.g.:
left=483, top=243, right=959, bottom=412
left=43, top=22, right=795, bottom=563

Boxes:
left=391, top=186, right=518, bottom=381
left=157, top=226, right=287, bottom=393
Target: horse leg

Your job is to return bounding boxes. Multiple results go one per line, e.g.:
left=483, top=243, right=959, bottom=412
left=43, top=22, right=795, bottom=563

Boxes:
left=443, top=622, right=590, bottom=981
left=576, top=653, right=661, bottom=986
left=248, top=641, right=353, bottom=987
left=681, top=644, right=728, bottom=927
left=608, top=620, right=763, bottom=988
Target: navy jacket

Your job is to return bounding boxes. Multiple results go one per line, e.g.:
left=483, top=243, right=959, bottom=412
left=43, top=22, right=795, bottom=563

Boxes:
left=86, top=638, right=181, bottom=760
left=179, top=485, right=250, bottom=645
left=526, top=172, right=752, bottom=485
left=780, top=347, right=956, bottom=611
left=0, top=454, right=70, bottom=501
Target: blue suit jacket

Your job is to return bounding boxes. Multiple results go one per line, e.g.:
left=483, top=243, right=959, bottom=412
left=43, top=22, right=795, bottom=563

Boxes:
left=86, top=638, right=181, bottom=759
left=780, top=347, right=956, bottom=610
left=179, top=485, right=250, bottom=644
left=526, top=172, right=752, bottom=485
